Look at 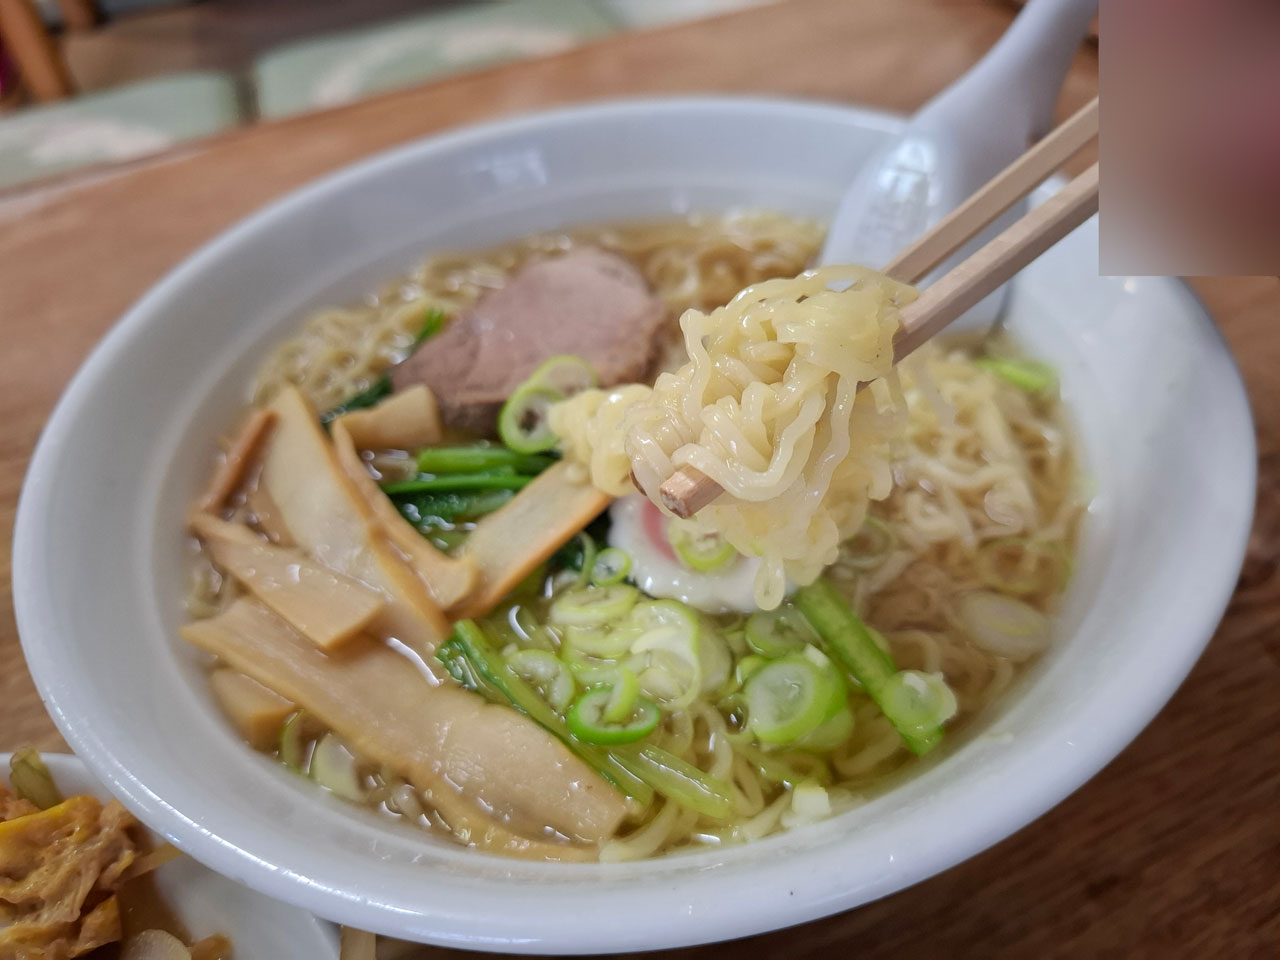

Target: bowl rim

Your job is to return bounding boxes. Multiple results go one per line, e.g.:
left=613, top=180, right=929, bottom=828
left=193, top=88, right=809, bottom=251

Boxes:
left=12, top=94, right=1257, bottom=952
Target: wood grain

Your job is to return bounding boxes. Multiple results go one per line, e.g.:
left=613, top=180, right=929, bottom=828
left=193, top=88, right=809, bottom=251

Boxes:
left=0, top=1, right=1275, bottom=957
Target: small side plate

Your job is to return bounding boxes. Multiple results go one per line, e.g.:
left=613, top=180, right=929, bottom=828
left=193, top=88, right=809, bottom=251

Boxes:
left=0, top=753, right=339, bottom=960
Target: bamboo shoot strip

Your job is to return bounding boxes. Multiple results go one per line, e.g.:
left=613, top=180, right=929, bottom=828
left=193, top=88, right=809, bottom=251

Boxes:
left=190, top=512, right=385, bottom=651
left=243, top=485, right=294, bottom=546
left=330, top=420, right=478, bottom=610
left=332, top=384, right=443, bottom=451
left=182, top=599, right=627, bottom=858
left=208, top=668, right=296, bottom=750
left=260, top=386, right=452, bottom=647
left=452, top=461, right=612, bottom=619
left=195, top=408, right=275, bottom=513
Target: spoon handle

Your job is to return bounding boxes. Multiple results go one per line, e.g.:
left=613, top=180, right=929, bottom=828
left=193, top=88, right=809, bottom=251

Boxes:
left=915, top=0, right=1099, bottom=140
left=885, top=98, right=1098, bottom=286
left=819, top=0, right=1097, bottom=271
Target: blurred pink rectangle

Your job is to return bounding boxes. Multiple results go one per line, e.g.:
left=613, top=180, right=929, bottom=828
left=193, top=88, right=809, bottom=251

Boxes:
left=1100, top=0, right=1280, bottom=274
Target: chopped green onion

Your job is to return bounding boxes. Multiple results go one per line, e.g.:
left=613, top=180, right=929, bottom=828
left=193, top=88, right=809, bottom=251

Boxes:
left=601, top=669, right=640, bottom=722
left=448, top=623, right=531, bottom=704
left=953, top=590, right=1052, bottom=662
left=613, top=744, right=733, bottom=819
left=628, top=600, right=703, bottom=710
left=668, top=522, right=738, bottom=572
left=788, top=779, right=832, bottom=821
left=975, top=355, right=1058, bottom=395
left=744, top=655, right=845, bottom=745
left=721, top=623, right=749, bottom=659
left=877, top=671, right=957, bottom=746
left=698, top=625, right=733, bottom=696
left=445, top=621, right=653, bottom=804
left=795, top=704, right=855, bottom=752
left=794, top=577, right=947, bottom=756
left=550, top=585, right=640, bottom=628
left=730, top=742, right=834, bottom=788
left=563, top=623, right=640, bottom=659
left=572, top=532, right=598, bottom=587
left=591, top=548, right=632, bottom=586
left=495, top=355, right=594, bottom=454
left=309, top=733, right=366, bottom=801
left=734, top=654, right=768, bottom=687
left=510, top=605, right=559, bottom=651
left=381, top=472, right=532, bottom=495
left=629, top=598, right=700, bottom=639
left=526, top=355, right=598, bottom=397
left=8, top=749, right=63, bottom=810
left=414, top=444, right=554, bottom=476
left=279, top=712, right=321, bottom=773
left=498, top=383, right=561, bottom=453
left=566, top=658, right=631, bottom=687
left=734, top=743, right=825, bottom=789
left=506, top=649, right=576, bottom=712
left=567, top=688, right=659, bottom=744
left=745, top=605, right=817, bottom=659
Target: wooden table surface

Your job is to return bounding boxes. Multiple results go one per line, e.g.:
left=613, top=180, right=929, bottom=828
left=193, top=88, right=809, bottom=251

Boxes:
left=1, top=1, right=1276, bottom=956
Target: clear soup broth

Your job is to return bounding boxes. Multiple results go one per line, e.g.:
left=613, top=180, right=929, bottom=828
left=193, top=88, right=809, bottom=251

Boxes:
left=184, top=213, right=1082, bottom=862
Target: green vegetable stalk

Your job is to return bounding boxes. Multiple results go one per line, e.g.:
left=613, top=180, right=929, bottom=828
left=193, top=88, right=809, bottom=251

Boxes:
left=381, top=471, right=533, bottom=495
left=794, top=577, right=948, bottom=755
left=975, top=355, right=1058, bottom=395
left=415, top=445, right=554, bottom=476
left=444, top=621, right=653, bottom=804
left=443, top=619, right=736, bottom=817
left=394, top=489, right=515, bottom=528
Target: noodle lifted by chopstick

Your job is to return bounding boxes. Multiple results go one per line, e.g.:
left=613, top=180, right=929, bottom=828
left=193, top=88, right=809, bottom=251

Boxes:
left=551, top=266, right=916, bottom=608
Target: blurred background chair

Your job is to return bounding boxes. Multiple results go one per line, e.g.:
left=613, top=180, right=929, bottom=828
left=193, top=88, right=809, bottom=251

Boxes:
left=0, top=69, right=238, bottom=188
left=254, top=0, right=617, bottom=118
left=0, top=0, right=779, bottom=189
left=0, top=0, right=251, bottom=187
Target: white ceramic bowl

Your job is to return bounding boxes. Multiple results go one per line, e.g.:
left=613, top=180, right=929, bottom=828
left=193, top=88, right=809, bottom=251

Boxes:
left=13, top=98, right=1255, bottom=953
left=0, top=753, right=338, bottom=958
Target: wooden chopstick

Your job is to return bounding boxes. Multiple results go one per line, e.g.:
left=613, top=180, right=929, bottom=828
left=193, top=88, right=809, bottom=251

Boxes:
left=892, top=161, right=1097, bottom=358
left=885, top=97, right=1098, bottom=285
left=658, top=156, right=1100, bottom=519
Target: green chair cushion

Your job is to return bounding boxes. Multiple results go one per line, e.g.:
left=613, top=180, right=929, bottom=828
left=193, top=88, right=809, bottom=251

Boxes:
left=0, top=71, right=242, bottom=190
left=254, top=0, right=619, bottom=119
left=598, top=0, right=772, bottom=29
